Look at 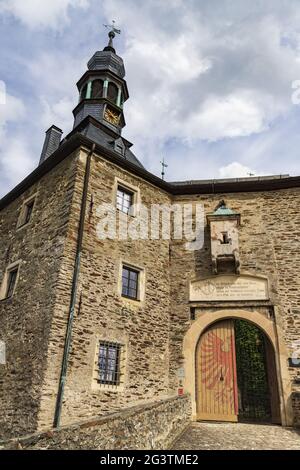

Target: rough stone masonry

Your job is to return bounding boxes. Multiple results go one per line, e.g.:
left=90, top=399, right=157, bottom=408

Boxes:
left=0, top=27, right=300, bottom=449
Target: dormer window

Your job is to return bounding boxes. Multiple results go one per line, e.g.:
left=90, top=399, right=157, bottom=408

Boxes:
left=114, top=138, right=124, bottom=156
left=116, top=144, right=124, bottom=155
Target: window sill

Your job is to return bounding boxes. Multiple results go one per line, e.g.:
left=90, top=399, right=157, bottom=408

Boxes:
left=0, top=296, right=13, bottom=303
left=121, top=294, right=140, bottom=302
left=91, top=382, right=124, bottom=393
left=16, top=221, right=31, bottom=232
left=116, top=208, right=137, bottom=218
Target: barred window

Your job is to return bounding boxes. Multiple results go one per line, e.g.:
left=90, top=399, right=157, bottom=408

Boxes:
left=122, top=266, right=139, bottom=300
left=5, top=268, right=18, bottom=299
left=117, top=186, right=134, bottom=214
left=98, top=342, right=121, bottom=385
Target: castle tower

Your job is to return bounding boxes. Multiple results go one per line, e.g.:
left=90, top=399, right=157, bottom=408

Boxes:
left=73, top=26, right=128, bottom=135
left=69, top=23, right=143, bottom=168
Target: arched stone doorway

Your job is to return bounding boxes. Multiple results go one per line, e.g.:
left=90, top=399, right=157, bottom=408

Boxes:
left=196, top=318, right=281, bottom=423
left=182, top=309, right=293, bottom=426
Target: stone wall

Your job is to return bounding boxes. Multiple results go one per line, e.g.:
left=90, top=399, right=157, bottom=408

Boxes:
left=0, top=150, right=80, bottom=439
left=1, top=142, right=300, bottom=439
left=292, top=392, right=300, bottom=426
left=169, top=190, right=300, bottom=423
left=1, top=395, right=191, bottom=450
left=37, top=149, right=173, bottom=430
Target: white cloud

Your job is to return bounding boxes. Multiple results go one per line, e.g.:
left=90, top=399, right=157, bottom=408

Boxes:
left=0, top=81, right=6, bottom=105
left=183, top=92, right=270, bottom=142
left=0, top=138, right=35, bottom=189
left=0, top=93, right=30, bottom=194
left=2, top=0, right=300, bottom=196
left=99, top=0, right=300, bottom=151
left=126, top=36, right=212, bottom=85
left=27, top=52, right=84, bottom=95
left=0, top=93, right=25, bottom=139
left=219, top=162, right=257, bottom=179
left=40, top=96, right=74, bottom=133
left=0, top=0, right=89, bottom=30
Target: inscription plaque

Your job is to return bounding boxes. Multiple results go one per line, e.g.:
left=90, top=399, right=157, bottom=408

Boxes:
left=190, top=275, right=269, bottom=301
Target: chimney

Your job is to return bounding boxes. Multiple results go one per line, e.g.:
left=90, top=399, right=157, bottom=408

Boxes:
left=39, top=125, right=63, bottom=165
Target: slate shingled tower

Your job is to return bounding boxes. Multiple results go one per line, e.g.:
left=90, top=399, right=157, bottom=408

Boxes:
left=70, top=28, right=144, bottom=167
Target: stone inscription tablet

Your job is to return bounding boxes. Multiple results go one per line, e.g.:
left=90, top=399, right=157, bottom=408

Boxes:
left=190, top=275, right=269, bottom=302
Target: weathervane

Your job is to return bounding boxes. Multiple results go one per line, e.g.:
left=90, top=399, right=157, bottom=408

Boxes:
left=160, top=157, right=168, bottom=181
left=103, top=20, right=121, bottom=52
left=103, top=20, right=121, bottom=36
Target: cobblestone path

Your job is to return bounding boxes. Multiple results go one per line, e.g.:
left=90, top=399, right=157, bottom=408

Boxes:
left=171, top=422, right=300, bottom=450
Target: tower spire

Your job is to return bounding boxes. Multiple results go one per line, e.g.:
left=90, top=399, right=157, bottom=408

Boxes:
left=103, top=20, right=121, bottom=53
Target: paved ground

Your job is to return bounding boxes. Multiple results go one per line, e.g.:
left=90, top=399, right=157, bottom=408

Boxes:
left=171, top=422, right=300, bottom=450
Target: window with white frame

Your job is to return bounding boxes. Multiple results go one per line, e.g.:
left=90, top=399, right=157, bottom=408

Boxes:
left=117, top=186, right=134, bottom=215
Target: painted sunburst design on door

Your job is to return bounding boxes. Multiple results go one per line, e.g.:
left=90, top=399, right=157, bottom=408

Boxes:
left=196, top=319, right=238, bottom=422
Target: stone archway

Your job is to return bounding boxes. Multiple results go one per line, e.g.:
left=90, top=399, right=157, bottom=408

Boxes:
left=182, top=309, right=293, bottom=426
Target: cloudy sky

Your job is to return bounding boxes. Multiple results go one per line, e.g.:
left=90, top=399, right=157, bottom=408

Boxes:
left=1, top=0, right=300, bottom=197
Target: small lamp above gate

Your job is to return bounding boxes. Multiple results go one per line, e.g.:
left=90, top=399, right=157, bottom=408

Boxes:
left=207, top=201, right=241, bottom=275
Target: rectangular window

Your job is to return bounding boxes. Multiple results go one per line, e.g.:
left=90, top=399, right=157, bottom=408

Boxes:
left=117, top=186, right=134, bottom=214
left=122, top=266, right=139, bottom=299
left=221, top=232, right=230, bottom=244
left=5, top=268, right=18, bottom=299
left=190, top=307, right=196, bottom=321
left=116, top=145, right=124, bottom=155
left=24, top=200, right=34, bottom=225
left=98, top=341, right=121, bottom=385
left=17, top=196, right=35, bottom=228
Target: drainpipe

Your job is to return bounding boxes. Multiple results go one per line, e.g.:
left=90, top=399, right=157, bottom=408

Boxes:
left=53, top=143, right=95, bottom=428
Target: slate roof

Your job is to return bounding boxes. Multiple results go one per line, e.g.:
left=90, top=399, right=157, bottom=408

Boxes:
left=65, top=116, right=145, bottom=169
left=212, top=205, right=238, bottom=216
left=1, top=129, right=300, bottom=213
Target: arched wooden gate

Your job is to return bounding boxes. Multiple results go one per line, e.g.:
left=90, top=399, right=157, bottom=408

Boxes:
left=196, top=318, right=281, bottom=423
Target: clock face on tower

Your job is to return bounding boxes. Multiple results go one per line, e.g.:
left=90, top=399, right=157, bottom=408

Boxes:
left=104, top=106, right=121, bottom=126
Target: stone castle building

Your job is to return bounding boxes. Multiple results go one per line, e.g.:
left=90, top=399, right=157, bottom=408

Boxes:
left=0, top=30, right=300, bottom=447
